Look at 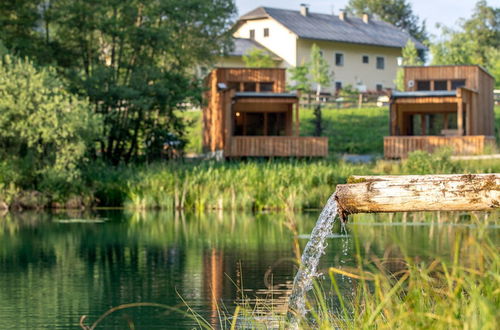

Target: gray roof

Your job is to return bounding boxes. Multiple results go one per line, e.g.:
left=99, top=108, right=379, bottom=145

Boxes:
left=239, top=7, right=426, bottom=50
left=228, top=38, right=282, bottom=60
left=392, top=91, right=456, bottom=98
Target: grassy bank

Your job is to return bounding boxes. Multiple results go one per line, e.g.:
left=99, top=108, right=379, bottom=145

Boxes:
left=1, top=149, right=499, bottom=211
left=85, top=151, right=499, bottom=211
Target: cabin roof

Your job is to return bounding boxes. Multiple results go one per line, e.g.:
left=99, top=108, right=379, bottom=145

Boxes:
left=238, top=7, right=426, bottom=50
left=391, top=91, right=457, bottom=99
left=234, top=92, right=298, bottom=99
left=227, top=38, right=283, bottom=60
left=403, top=65, right=495, bottom=79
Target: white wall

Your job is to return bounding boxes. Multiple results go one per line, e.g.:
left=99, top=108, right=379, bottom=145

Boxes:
left=297, top=39, right=401, bottom=93
left=233, top=18, right=298, bottom=67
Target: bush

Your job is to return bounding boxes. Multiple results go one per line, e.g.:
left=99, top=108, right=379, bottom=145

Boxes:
left=0, top=55, right=102, bottom=193
left=402, top=148, right=462, bottom=174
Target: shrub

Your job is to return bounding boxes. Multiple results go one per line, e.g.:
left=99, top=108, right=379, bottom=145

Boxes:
left=0, top=55, right=102, bottom=192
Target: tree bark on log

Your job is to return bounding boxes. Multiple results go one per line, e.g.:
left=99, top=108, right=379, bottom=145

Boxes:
left=335, top=174, right=500, bottom=216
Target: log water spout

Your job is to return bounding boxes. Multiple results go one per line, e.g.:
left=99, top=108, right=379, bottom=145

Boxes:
left=287, top=174, right=500, bottom=326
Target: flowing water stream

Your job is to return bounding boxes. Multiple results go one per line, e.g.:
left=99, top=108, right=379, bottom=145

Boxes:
left=287, top=193, right=339, bottom=324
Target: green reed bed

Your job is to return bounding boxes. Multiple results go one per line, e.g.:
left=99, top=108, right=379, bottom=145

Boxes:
left=82, top=149, right=497, bottom=211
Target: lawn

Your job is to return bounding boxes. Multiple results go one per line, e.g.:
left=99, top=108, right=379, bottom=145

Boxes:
left=179, top=105, right=500, bottom=155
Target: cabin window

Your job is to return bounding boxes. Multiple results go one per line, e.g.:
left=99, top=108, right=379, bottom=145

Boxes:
left=335, top=53, right=344, bottom=66
left=376, top=84, right=383, bottom=92
left=362, top=55, right=369, bottom=63
left=376, top=56, right=384, bottom=69
left=233, top=112, right=286, bottom=136
left=263, top=28, right=269, bottom=37
left=451, top=79, right=466, bottom=90
left=434, top=80, right=447, bottom=91
left=416, top=80, right=431, bottom=91
left=227, top=81, right=241, bottom=91
left=408, top=112, right=458, bottom=136
left=243, top=82, right=256, bottom=92
left=259, top=82, right=274, bottom=92
left=249, top=29, right=255, bottom=39
left=335, top=81, right=342, bottom=91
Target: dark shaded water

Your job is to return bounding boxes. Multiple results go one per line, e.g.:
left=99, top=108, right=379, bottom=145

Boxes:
left=0, top=210, right=498, bottom=329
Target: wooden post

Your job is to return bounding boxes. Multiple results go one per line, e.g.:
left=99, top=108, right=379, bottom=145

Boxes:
left=335, top=174, right=500, bottom=216
left=295, top=98, right=300, bottom=136
left=457, top=97, right=464, bottom=136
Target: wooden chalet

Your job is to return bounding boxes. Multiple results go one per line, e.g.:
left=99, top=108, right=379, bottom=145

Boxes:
left=203, top=68, right=328, bottom=157
left=385, top=65, right=496, bottom=158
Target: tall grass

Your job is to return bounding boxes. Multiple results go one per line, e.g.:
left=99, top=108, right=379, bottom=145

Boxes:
left=222, top=229, right=499, bottom=329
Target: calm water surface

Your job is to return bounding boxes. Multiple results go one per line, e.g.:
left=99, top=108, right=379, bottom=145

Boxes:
left=0, top=210, right=498, bottom=329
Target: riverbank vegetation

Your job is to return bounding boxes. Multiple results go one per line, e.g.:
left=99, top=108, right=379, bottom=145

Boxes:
left=2, top=149, right=499, bottom=211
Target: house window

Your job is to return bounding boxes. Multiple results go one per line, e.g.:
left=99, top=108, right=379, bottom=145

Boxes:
left=451, top=79, right=466, bottom=90
left=362, top=55, right=369, bottom=64
left=335, top=53, right=344, bottom=66
left=249, top=29, right=255, bottom=39
left=376, top=84, right=383, bottom=92
left=263, top=28, right=269, bottom=37
left=434, top=80, right=447, bottom=90
left=259, top=82, right=274, bottom=92
left=376, top=56, right=385, bottom=69
left=416, top=80, right=431, bottom=91
left=243, top=82, right=256, bottom=92
left=319, top=50, right=324, bottom=57
left=335, top=81, right=342, bottom=90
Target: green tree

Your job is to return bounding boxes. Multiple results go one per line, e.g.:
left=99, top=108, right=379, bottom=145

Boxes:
left=310, top=44, right=332, bottom=101
left=242, top=48, right=275, bottom=68
left=288, top=61, right=310, bottom=91
left=346, top=0, right=428, bottom=43
left=0, top=55, right=101, bottom=188
left=395, top=40, right=423, bottom=90
left=431, top=0, right=499, bottom=86
left=0, top=0, right=236, bottom=164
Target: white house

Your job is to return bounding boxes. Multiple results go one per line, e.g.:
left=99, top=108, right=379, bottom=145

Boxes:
left=225, top=5, right=426, bottom=93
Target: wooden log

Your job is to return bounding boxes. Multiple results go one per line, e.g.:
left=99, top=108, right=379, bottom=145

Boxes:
left=335, top=174, right=500, bottom=216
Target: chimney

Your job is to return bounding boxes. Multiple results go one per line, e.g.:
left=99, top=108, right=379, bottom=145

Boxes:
left=362, top=13, right=370, bottom=23
left=300, top=3, right=309, bottom=17
left=339, top=10, right=347, bottom=21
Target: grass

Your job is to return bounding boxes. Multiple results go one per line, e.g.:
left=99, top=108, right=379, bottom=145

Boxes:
left=80, top=149, right=498, bottom=211
left=300, top=106, right=389, bottom=154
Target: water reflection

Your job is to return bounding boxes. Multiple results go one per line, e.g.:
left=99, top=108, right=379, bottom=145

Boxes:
left=0, top=210, right=498, bottom=329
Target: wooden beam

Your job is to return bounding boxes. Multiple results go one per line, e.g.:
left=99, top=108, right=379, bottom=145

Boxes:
left=457, top=98, right=464, bottom=136
left=335, top=174, right=500, bottom=216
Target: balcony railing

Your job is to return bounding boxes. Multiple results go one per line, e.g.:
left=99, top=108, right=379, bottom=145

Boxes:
left=226, top=136, right=328, bottom=157
left=384, top=135, right=496, bottom=158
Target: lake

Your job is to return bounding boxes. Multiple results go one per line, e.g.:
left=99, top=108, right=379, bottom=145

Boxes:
left=0, top=210, right=498, bottom=329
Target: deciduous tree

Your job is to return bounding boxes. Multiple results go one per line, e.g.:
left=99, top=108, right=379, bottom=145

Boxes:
left=346, top=0, right=428, bottom=44
left=242, top=48, right=275, bottom=68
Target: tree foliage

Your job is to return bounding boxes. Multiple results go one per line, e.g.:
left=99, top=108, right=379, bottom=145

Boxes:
left=0, top=55, right=101, bottom=187
left=310, top=44, right=332, bottom=99
left=288, top=61, right=310, bottom=92
left=346, top=0, right=428, bottom=43
left=431, top=0, right=499, bottom=86
left=395, top=40, right=422, bottom=90
left=242, top=48, right=275, bottom=68
left=0, top=0, right=236, bottom=164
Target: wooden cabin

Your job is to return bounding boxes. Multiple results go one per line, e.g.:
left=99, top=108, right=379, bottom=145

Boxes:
left=203, top=68, right=328, bottom=157
left=384, top=65, right=496, bottom=158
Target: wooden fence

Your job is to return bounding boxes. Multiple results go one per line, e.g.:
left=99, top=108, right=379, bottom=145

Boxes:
left=384, top=135, right=496, bottom=159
